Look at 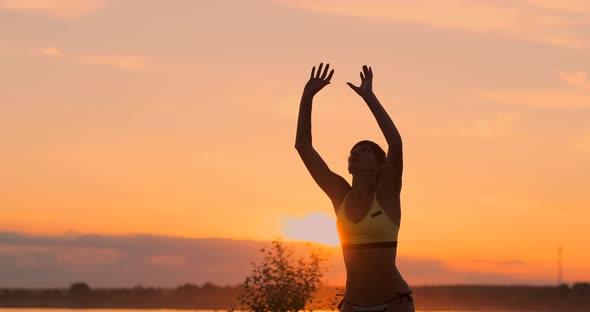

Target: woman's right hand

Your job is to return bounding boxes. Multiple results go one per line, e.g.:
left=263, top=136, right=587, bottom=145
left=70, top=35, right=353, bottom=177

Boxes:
left=303, top=63, right=334, bottom=98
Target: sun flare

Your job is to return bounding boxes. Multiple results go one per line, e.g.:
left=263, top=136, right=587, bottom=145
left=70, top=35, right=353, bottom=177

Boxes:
left=281, top=212, right=341, bottom=246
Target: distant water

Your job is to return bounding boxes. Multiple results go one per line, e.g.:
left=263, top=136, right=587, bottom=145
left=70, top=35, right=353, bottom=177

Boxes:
left=0, top=308, right=545, bottom=312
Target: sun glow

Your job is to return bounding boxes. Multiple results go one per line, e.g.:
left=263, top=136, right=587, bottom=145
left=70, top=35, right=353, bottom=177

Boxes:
left=281, top=212, right=341, bottom=246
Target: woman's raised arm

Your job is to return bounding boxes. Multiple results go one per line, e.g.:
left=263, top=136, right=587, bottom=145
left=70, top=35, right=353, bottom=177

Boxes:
left=347, top=65, right=403, bottom=189
left=295, top=63, right=349, bottom=209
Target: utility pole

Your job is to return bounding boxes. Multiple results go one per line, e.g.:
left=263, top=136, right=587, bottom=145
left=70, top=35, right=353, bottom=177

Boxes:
left=558, top=245, right=563, bottom=285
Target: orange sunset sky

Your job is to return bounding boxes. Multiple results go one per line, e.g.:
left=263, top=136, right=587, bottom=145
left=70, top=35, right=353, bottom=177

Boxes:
left=0, top=0, right=589, bottom=286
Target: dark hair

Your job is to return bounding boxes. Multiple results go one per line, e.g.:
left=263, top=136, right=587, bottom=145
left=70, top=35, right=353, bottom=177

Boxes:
left=350, top=140, right=386, bottom=162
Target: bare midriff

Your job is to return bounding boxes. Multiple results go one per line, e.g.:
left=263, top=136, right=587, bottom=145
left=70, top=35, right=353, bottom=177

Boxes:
left=342, top=246, right=411, bottom=305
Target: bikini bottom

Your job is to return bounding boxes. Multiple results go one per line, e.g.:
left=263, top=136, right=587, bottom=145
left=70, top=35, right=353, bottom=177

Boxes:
left=337, top=290, right=413, bottom=312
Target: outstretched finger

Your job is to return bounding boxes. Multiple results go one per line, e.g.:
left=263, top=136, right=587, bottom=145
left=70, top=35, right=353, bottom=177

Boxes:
left=363, top=65, right=370, bottom=78
left=369, top=66, right=373, bottom=77
left=360, top=71, right=365, bottom=81
left=325, top=69, right=334, bottom=82
left=320, top=63, right=330, bottom=80
left=310, top=66, right=316, bottom=79
left=316, top=63, right=324, bottom=78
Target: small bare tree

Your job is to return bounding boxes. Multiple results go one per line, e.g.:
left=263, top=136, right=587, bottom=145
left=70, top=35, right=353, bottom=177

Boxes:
left=236, top=239, right=328, bottom=312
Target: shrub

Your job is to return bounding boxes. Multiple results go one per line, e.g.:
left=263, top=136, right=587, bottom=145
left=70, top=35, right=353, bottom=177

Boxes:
left=236, top=239, right=328, bottom=312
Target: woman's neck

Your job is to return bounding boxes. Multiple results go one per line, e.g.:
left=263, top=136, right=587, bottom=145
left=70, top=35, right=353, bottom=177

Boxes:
left=351, top=173, right=377, bottom=197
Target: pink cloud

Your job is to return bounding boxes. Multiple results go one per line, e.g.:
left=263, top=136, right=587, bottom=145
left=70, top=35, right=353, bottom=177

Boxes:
left=481, top=89, right=590, bottom=108
left=571, top=126, right=590, bottom=153
left=0, top=0, right=107, bottom=19
left=272, top=0, right=590, bottom=49
left=74, top=54, right=148, bottom=71
left=35, top=46, right=148, bottom=71
left=522, top=0, right=590, bottom=13
left=421, top=112, right=521, bottom=140
left=38, top=47, right=63, bottom=57
left=557, top=71, right=590, bottom=89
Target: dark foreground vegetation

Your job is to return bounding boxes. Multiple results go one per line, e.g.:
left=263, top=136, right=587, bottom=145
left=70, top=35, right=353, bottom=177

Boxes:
left=1, top=281, right=589, bottom=311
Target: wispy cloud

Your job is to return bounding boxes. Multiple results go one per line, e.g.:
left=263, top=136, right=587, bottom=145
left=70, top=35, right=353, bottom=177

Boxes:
left=470, top=112, right=521, bottom=139
left=272, top=0, right=590, bottom=49
left=571, top=126, right=590, bottom=153
left=429, top=112, right=521, bottom=140
left=396, top=256, right=544, bottom=285
left=470, top=259, right=528, bottom=266
left=227, top=80, right=301, bottom=116
left=522, top=0, right=590, bottom=13
left=557, top=71, right=590, bottom=89
left=481, top=89, right=590, bottom=108
left=35, top=46, right=148, bottom=71
left=480, top=70, right=590, bottom=109
left=38, top=46, right=63, bottom=57
left=74, top=54, right=147, bottom=71
left=0, top=0, right=107, bottom=19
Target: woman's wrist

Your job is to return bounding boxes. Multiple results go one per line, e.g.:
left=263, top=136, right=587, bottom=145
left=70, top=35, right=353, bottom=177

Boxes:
left=302, top=91, right=315, bottom=101
left=362, top=90, right=376, bottom=101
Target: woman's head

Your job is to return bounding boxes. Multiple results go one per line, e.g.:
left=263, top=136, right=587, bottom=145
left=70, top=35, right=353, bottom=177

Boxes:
left=348, top=140, right=386, bottom=174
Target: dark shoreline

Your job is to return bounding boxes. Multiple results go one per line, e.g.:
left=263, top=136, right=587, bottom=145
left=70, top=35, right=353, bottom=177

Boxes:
left=1, top=283, right=589, bottom=311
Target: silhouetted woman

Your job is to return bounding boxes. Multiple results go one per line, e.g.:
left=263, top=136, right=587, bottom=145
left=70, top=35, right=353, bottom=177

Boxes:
left=295, top=63, right=414, bottom=312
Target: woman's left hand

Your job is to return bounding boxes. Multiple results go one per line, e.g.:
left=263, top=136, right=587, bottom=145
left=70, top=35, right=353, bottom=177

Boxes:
left=347, top=65, right=374, bottom=98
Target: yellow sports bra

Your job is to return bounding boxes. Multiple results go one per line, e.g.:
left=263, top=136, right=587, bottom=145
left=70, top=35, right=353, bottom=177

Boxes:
left=336, top=191, right=399, bottom=249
